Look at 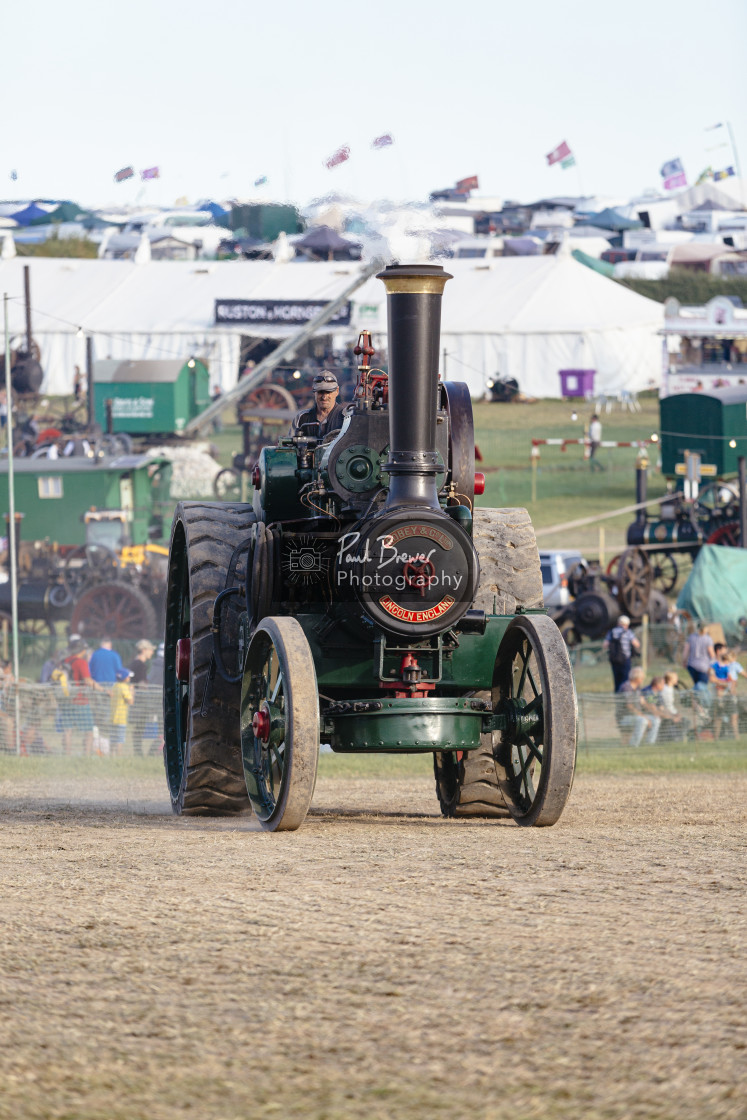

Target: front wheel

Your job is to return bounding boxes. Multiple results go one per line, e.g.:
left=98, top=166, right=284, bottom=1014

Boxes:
left=241, top=617, right=319, bottom=832
left=491, top=613, right=577, bottom=826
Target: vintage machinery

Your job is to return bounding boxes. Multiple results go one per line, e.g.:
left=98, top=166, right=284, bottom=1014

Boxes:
left=618, top=389, right=747, bottom=596
left=164, top=265, right=577, bottom=831
left=551, top=550, right=669, bottom=647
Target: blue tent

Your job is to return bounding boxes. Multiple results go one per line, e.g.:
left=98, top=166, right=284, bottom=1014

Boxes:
left=201, top=201, right=230, bottom=227
left=10, top=202, right=51, bottom=227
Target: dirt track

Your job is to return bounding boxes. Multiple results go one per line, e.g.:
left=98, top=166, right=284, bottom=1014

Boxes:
left=1, top=769, right=745, bottom=1120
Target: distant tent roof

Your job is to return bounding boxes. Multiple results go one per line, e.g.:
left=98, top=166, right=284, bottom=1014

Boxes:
left=295, top=225, right=361, bottom=253
left=10, top=202, right=51, bottom=227
left=30, top=201, right=89, bottom=225
left=586, top=208, right=643, bottom=232
left=572, top=248, right=616, bottom=277
left=200, top=201, right=230, bottom=227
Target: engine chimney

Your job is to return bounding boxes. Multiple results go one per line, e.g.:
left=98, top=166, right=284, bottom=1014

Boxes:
left=377, top=264, right=452, bottom=508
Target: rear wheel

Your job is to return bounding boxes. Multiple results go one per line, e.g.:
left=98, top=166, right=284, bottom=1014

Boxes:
left=434, top=507, right=543, bottom=818
left=163, top=501, right=256, bottom=814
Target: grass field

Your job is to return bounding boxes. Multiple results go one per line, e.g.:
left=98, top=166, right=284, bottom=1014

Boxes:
left=1, top=737, right=745, bottom=786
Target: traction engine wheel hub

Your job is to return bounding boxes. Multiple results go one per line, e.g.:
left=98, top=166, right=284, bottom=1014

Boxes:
left=175, top=638, right=191, bottom=682
left=252, top=705, right=271, bottom=743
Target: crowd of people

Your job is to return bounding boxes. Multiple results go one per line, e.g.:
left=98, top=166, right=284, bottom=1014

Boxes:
left=38, top=633, right=164, bottom=757
left=604, top=616, right=746, bottom=746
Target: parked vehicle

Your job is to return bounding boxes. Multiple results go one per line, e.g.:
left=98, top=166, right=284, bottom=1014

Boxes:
left=540, top=549, right=585, bottom=609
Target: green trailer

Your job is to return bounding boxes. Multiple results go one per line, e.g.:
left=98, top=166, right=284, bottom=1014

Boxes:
left=93, top=359, right=211, bottom=436
left=660, top=386, right=747, bottom=478
left=0, top=453, right=172, bottom=547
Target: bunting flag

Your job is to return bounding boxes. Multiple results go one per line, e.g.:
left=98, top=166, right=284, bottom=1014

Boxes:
left=714, top=166, right=736, bottom=181
left=456, top=175, right=479, bottom=192
left=560, top=155, right=576, bottom=170
left=140, top=166, right=160, bottom=181
left=372, top=134, right=393, bottom=149
left=254, top=175, right=268, bottom=187
left=705, top=122, right=724, bottom=131
left=324, top=145, right=350, bottom=169
left=660, top=157, right=687, bottom=191
left=546, top=141, right=571, bottom=166
left=696, top=166, right=714, bottom=184
left=114, top=166, right=134, bottom=183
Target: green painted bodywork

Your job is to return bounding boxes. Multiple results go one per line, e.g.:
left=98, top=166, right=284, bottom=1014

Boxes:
left=0, top=455, right=171, bottom=546
left=93, top=359, right=210, bottom=435
left=660, top=389, right=747, bottom=477
left=256, top=445, right=307, bottom=521
left=325, top=696, right=486, bottom=752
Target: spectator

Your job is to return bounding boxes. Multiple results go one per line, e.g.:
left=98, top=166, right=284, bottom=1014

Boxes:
left=50, top=655, right=74, bottom=754
left=683, top=622, right=716, bottom=687
left=110, top=669, right=134, bottom=756
left=66, top=639, right=104, bottom=756
left=725, top=647, right=747, bottom=687
left=147, top=643, right=164, bottom=687
left=616, top=667, right=662, bottom=746
left=129, top=640, right=155, bottom=684
left=603, top=615, right=640, bottom=691
left=89, top=637, right=123, bottom=684
left=710, top=644, right=738, bottom=739
left=588, top=413, right=604, bottom=471
left=659, top=671, right=686, bottom=732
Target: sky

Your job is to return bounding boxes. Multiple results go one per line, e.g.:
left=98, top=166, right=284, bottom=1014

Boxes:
left=2, top=0, right=746, bottom=212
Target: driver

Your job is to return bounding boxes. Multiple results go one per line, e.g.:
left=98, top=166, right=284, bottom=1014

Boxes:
left=291, top=371, right=346, bottom=439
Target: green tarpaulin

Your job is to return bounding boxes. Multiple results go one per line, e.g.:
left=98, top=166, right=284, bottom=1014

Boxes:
left=677, top=545, right=747, bottom=641
left=571, top=248, right=616, bottom=277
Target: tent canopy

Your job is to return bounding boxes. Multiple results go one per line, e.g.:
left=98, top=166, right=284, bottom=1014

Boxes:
left=0, top=255, right=664, bottom=398
left=586, top=208, right=643, bottom=232
left=30, top=201, right=89, bottom=225
left=677, top=545, right=747, bottom=642
left=10, top=202, right=51, bottom=226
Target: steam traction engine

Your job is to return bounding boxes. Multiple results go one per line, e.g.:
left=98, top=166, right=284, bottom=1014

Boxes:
left=163, top=265, right=577, bottom=831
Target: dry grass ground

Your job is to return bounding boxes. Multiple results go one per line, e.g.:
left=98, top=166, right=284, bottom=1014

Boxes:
left=1, top=761, right=745, bottom=1120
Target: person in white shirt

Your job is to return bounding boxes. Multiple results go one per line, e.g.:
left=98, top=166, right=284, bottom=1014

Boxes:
left=588, top=413, right=604, bottom=471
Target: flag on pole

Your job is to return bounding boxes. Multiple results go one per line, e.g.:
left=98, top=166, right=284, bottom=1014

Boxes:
left=660, top=157, right=684, bottom=179
left=254, top=175, right=268, bottom=187
left=660, top=157, right=687, bottom=190
left=714, top=166, right=736, bottom=181
left=696, top=167, right=714, bottom=184
left=9, top=170, right=17, bottom=182
left=456, top=175, right=479, bottom=192
left=560, top=155, right=576, bottom=170
left=705, top=122, right=724, bottom=131
left=114, top=166, right=134, bottom=183
left=546, top=141, right=571, bottom=166
left=140, top=166, right=160, bottom=181
left=372, top=134, right=393, bottom=149
left=324, top=145, right=350, bottom=170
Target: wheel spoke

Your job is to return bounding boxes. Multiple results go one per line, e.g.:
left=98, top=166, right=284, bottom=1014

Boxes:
left=515, top=643, right=530, bottom=697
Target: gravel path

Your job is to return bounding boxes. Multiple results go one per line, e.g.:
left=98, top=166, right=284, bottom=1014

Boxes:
left=1, top=770, right=745, bottom=1120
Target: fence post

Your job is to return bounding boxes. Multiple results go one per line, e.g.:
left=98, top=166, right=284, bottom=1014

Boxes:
left=531, top=445, right=539, bottom=503
left=641, top=613, right=649, bottom=677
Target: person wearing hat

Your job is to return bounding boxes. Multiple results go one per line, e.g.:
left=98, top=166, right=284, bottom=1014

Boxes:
left=110, top=669, right=134, bottom=756
left=603, top=615, right=640, bottom=693
left=291, top=371, right=346, bottom=440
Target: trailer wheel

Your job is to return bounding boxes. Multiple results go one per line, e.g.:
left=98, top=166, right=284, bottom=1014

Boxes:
left=241, top=617, right=319, bottom=832
left=163, top=501, right=256, bottom=815
left=434, top=507, right=543, bottom=819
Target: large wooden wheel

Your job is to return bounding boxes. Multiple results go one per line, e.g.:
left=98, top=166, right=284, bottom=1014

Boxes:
left=240, top=617, right=319, bottom=832
left=70, top=581, right=158, bottom=641
left=615, top=547, right=652, bottom=620
left=163, top=501, right=256, bottom=814
left=649, top=551, right=678, bottom=595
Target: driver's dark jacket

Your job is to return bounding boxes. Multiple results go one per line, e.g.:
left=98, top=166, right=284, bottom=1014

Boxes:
left=291, top=402, right=346, bottom=439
